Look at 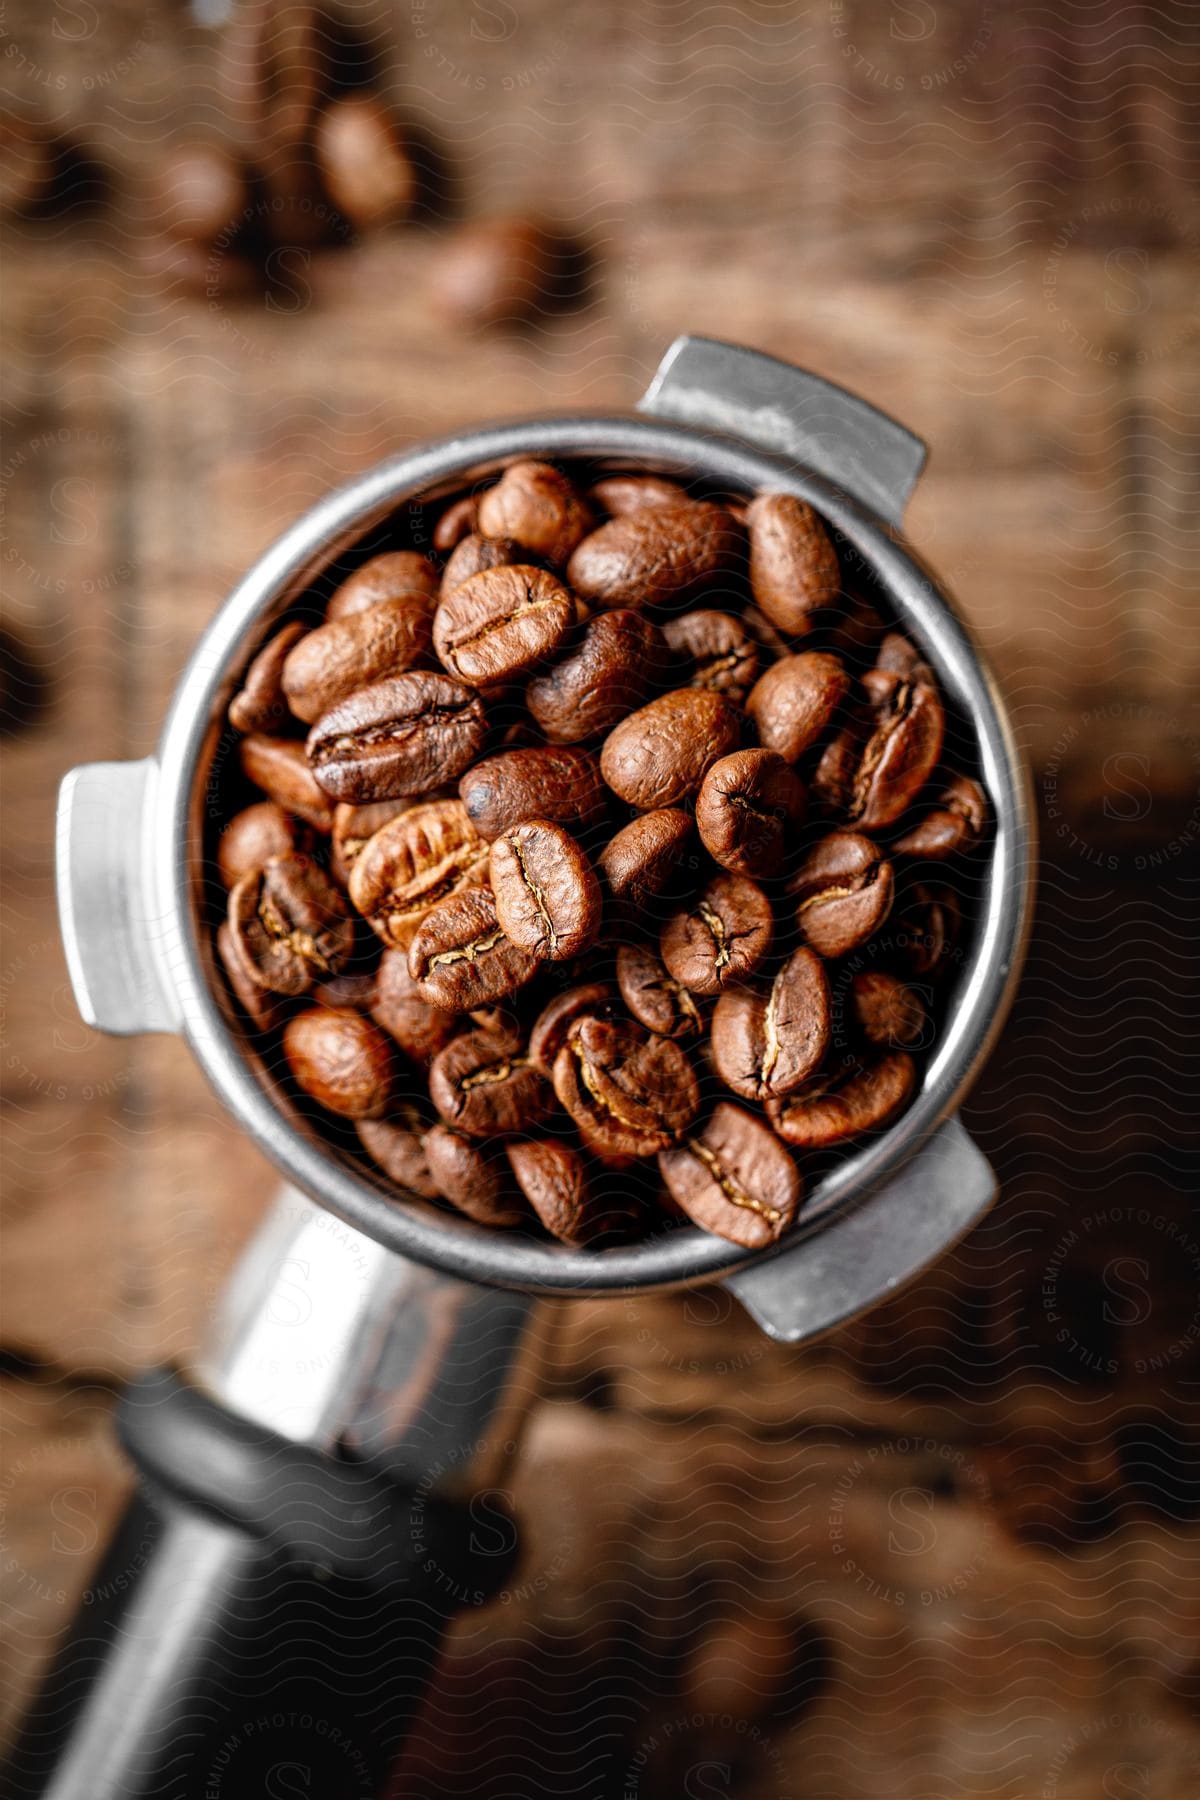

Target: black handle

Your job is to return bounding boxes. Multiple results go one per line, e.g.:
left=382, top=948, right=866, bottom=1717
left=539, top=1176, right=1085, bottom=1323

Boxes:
left=5, top=1371, right=518, bottom=1800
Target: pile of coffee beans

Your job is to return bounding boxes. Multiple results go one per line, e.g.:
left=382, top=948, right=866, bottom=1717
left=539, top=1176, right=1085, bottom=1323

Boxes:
left=214, top=461, right=987, bottom=1251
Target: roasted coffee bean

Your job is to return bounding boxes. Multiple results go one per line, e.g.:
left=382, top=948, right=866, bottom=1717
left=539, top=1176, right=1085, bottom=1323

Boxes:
left=239, top=734, right=336, bottom=830
left=423, top=1125, right=526, bottom=1225
left=370, top=947, right=460, bottom=1063
left=459, top=745, right=606, bottom=840
left=408, top=886, right=540, bottom=1011
left=711, top=947, right=830, bottom=1103
left=432, top=495, right=479, bottom=551
left=789, top=832, right=894, bottom=959
left=659, top=1103, right=801, bottom=1249
left=349, top=798, right=490, bottom=949
left=567, top=500, right=742, bottom=612
left=476, top=461, right=593, bottom=565
left=281, top=600, right=432, bottom=725
left=695, top=749, right=805, bottom=878
left=552, top=1014, right=700, bottom=1159
left=598, top=809, right=694, bottom=914
left=662, top=610, right=758, bottom=706
left=429, top=1026, right=551, bottom=1138
left=314, top=94, right=414, bottom=232
left=616, top=942, right=705, bottom=1041
left=327, top=551, right=440, bottom=623
left=314, top=970, right=378, bottom=1012
left=600, top=689, right=741, bottom=811
left=661, top=873, right=773, bottom=997
left=217, top=801, right=310, bottom=888
left=282, top=1006, right=393, bottom=1119
left=228, top=854, right=355, bottom=996
left=216, top=920, right=287, bottom=1032
left=307, top=672, right=487, bottom=803
left=809, top=714, right=865, bottom=818
left=150, top=140, right=249, bottom=246
left=489, top=820, right=601, bottom=962
left=824, top=590, right=887, bottom=661
left=432, top=217, right=564, bottom=331
left=506, top=1140, right=595, bottom=1244
left=745, top=651, right=849, bottom=763
left=433, top=564, right=574, bottom=687
left=851, top=969, right=926, bottom=1048
left=892, top=772, right=987, bottom=858
left=441, top=533, right=521, bottom=593
left=850, top=663, right=945, bottom=830
left=331, top=798, right=413, bottom=886
left=746, top=494, right=840, bottom=634
left=768, top=1051, right=916, bottom=1148
left=875, top=631, right=924, bottom=675
left=893, top=881, right=962, bottom=980
left=527, top=982, right=614, bottom=1077
left=588, top=474, right=690, bottom=517
left=228, top=622, right=308, bottom=733
left=525, top=610, right=665, bottom=744
left=358, top=1108, right=440, bottom=1200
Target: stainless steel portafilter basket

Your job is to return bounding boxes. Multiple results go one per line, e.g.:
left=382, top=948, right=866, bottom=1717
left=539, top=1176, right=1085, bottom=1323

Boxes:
left=58, top=336, right=1034, bottom=1344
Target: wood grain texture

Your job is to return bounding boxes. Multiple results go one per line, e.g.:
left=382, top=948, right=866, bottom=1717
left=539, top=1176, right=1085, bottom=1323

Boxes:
left=2, top=0, right=1199, bottom=1788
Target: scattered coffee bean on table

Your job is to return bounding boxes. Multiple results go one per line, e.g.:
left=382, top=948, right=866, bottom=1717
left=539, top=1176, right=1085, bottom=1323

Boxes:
left=212, top=457, right=988, bottom=1249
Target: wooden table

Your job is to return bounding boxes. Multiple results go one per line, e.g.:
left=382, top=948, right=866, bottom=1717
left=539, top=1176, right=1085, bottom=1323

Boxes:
left=3, top=3, right=1199, bottom=1793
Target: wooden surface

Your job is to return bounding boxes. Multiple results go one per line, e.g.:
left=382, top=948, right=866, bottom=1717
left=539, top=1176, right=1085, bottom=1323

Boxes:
left=2, top=2, right=1200, bottom=1793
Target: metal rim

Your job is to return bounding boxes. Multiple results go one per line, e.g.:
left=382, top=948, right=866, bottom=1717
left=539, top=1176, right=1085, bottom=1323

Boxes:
left=154, top=414, right=1034, bottom=1296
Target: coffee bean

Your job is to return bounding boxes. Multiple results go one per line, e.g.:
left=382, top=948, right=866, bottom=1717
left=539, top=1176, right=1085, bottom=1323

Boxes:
left=327, top=551, right=440, bottom=623
left=767, top=1051, right=915, bottom=1148
left=525, top=610, right=666, bottom=744
left=552, top=1014, right=699, bottom=1159
left=283, top=1006, right=393, bottom=1119
left=423, top=1124, right=527, bottom=1225
left=358, top=1108, right=440, bottom=1200
left=408, top=886, right=540, bottom=1011
left=150, top=140, right=251, bottom=249
left=616, top=942, right=705, bottom=1040
left=850, top=970, right=926, bottom=1048
left=441, top=533, right=522, bottom=593
left=661, top=873, right=773, bottom=997
left=331, top=798, right=413, bottom=886
left=216, top=919, right=287, bottom=1032
left=824, top=590, right=887, bottom=661
left=850, top=662, right=945, bottom=830
left=314, top=94, right=414, bottom=232
left=662, top=610, right=759, bottom=707
left=506, top=1139, right=596, bottom=1244
left=432, top=218, right=565, bottom=331
left=789, top=832, right=894, bottom=959
left=598, top=809, right=694, bottom=915
left=809, top=715, right=865, bottom=818
left=429, top=1026, right=551, bottom=1138
left=307, top=671, right=488, bottom=802
left=588, top=474, right=690, bottom=517
left=228, top=622, right=308, bottom=733
left=459, top=745, right=606, bottom=840
left=745, top=651, right=849, bottom=763
left=349, top=797, right=490, bottom=949
left=527, top=982, right=614, bottom=1077
left=228, top=853, right=355, bottom=996
left=370, top=947, right=460, bottom=1064
left=891, top=772, right=987, bottom=858
left=746, top=494, right=840, bottom=634
left=659, top=1102, right=801, bottom=1249
left=600, top=689, right=741, bottom=811
left=432, top=495, right=479, bottom=551
left=711, top=947, right=830, bottom=1102
left=280, top=600, right=432, bottom=725
left=239, top=734, right=336, bottom=831
left=567, top=500, right=743, bottom=611
left=695, top=748, right=805, bottom=878
left=314, top=970, right=378, bottom=1012
left=489, top=820, right=601, bottom=962
left=476, top=461, right=593, bottom=564
left=893, top=881, right=962, bottom=980
left=433, top=564, right=574, bottom=687
left=217, top=801, right=310, bottom=888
